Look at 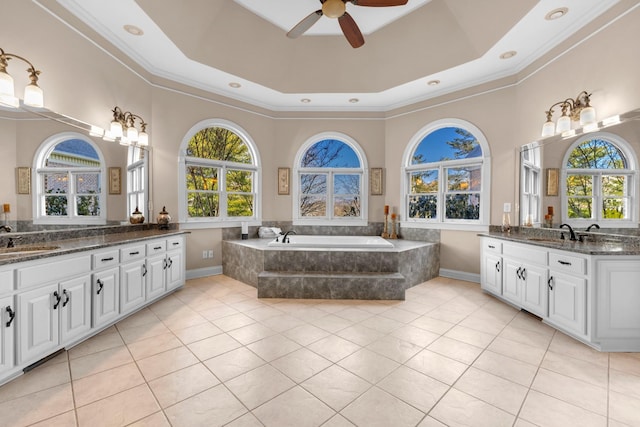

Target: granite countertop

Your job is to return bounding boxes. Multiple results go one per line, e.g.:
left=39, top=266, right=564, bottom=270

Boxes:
left=480, top=231, right=640, bottom=256
left=0, top=229, right=189, bottom=266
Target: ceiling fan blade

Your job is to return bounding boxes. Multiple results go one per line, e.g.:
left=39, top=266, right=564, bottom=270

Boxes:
left=338, top=12, right=365, bottom=48
left=349, top=0, right=408, bottom=6
left=287, top=10, right=323, bottom=39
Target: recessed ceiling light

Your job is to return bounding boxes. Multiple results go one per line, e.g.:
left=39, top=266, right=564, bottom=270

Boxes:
left=123, top=25, right=144, bottom=36
left=427, top=80, right=440, bottom=86
left=500, top=51, right=517, bottom=60
left=349, top=98, right=359, bottom=103
left=301, top=98, right=311, bottom=103
left=229, top=82, right=241, bottom=88
left=545, top=7, right=568, bottom=21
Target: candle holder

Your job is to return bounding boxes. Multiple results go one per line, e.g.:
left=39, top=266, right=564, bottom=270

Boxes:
left=390, top=215, right=398, bottom=239
left=381, top=213, right=390, bottom=238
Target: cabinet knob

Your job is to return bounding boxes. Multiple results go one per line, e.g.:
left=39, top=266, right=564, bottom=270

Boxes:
left=5, top=306, right=15, bottom=328
left=53, top=291, right=62, bottom=310
left=96, top=279, right=104, bottom=295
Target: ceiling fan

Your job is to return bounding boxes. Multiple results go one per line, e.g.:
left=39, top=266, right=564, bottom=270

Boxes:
left=286, top=0, right=409, bottom=48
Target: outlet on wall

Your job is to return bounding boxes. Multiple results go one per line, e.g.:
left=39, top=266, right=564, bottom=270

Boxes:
left=202, top=250, right=208, bottom=259
left=207, top=250, right=214, bottom=258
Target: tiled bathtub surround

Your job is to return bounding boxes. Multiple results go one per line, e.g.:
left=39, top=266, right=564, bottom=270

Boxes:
left=222, top=239, right=439, bottom=300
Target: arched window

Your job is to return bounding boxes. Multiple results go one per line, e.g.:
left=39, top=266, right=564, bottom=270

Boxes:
left=561, top=133, right=637, bottom=226
left=402, top=119, right=490, bottom=229
left=33, top=132, right=106, bottom=224
left=178, top=119, right=261, bottom=227
left=293, top=132, right=368, bottom=225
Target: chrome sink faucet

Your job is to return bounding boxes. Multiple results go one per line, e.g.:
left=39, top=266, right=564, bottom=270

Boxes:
left=560, top=223, right=577, bottom=241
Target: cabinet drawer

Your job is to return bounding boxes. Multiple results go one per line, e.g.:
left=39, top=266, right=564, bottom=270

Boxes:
left=549, top=252, right=587, bottom=275
left=482, top=238, right=502, bottom=254
left=503, top=243, right=547, bottom=265
left=92, top=249, right=120, bottom=270
left=146, top=241, right=166, bottom=256
left=0, top=268, right=13, bottom=295
left=167, top=237, right=183, bottom=250
left=17, top=255, right=91, bottom=290
left=120, top=244, right=146, bottom=263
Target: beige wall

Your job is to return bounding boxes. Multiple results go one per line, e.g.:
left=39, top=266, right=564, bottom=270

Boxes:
left=1, top=1, right=639, bottom=275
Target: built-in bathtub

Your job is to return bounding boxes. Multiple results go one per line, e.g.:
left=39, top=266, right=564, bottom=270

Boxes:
left=222, top=236, right=439, bottom=300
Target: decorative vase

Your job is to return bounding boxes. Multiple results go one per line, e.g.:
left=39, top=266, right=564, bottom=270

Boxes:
left=157, top=206, right=171, bottom=230
left=129, top=206, right=144, bottom=224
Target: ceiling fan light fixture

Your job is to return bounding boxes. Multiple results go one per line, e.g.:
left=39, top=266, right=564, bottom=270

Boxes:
left=322, top=0, right=346, bottom=19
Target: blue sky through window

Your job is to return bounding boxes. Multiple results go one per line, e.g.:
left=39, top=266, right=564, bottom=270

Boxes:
left=412, top=127, right=481, bottom=165
left=302, top=140, right=360, bottom=168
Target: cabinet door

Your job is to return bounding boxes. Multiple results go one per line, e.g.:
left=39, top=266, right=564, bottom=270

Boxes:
left=17, top=283, right=59, bottom=364
left=481, top=253, right=502, bottom=296
left=93, top=267, right=120, bottom=329
left=0, top=296, right=15, bottom=375
left=60, top=275, right=92, bottom=345
left=595, top=259, right=640, bottom=340
left=548, top=272, right=586, bottom=336
left=502, top=259, right=521, bottom=305
left=146, top=254, right=166, bottom=301
left=120, top=262, right=146, bottom=315
left=520, top=264, right=548, bottom=317
left=166, top=249, right=184, bottom=291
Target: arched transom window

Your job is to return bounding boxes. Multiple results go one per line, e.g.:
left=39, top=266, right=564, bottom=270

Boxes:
left=293, top=133, right=368, bottom=225
left=403, top=119, right=490, bottom=229
left=179, top=120, right=261, bottom=226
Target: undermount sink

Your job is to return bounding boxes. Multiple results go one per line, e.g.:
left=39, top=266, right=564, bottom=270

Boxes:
left=0, top=246, right=61, bottom=257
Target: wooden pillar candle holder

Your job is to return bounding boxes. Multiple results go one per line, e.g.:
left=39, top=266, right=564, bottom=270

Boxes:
left=390, top=213, right=398, bottom=239
left=382, top=205, right=390, bottom=238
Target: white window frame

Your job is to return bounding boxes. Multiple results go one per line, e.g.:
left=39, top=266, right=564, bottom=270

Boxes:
left=561, top=132, right=638, bottom=227
left=127, top=145, right=149, bottom=220
left=32, top=132, right=107, bottom=225
left=178, top=119, right=261, bottom=229
left=401, top=118, right=491, bottom=231
left=521, top=142, right=541, bottom=226
left=293, top=132, right=368, bottom=226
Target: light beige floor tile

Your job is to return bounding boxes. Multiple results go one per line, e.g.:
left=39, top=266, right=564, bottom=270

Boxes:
left=27, top=410, right=77, bottom=427
left=0, top=383, right=74, bottom=427
left=366, top=335, right=422, bottom=363
left=430, top=388, right=514, bottom=427
left=162, top=311, right=208, bottom=331
left=531, top=368, right=608, bottom=416
left=454, top=367, right=528, bottom=415
left=127, top=332, right=183, bottom=360
left=378, top=307, right=422, bottom=323
left=225, top=412, right=264, bottom=427
left=169, top=320, right=223, bottom=346
left=203, top=346, right=265, bottom=382
left=519, top=390, right=606, bottom=427
left=260, top=313, right=306, bottom=332
left=136, top=346, right=200, bottom=381
left=334, top=307, right=374, bottom=323
left=75, top=384, right=159, bottom=427
left=377, top=365, right=449, bottom=413
left=148, top=363, right=220, bottom=408
left=244, top=305, right=285, bottom=322
left=128, top=411, right=171, bottom=427
left=405, top=349, right=468, bottom=385
left=271, top=347, right=332, bottom=383
left=417, top=416, right=448, bottom=427
left=423, top=307, right=468, bottom=324
left=301, top=365, right=371, bottom=411
left=549, top=332, right=609, bottom=367
left=246, top=334, right=301, bottom=362
left=609, top=352, right=640, bottom=376
left=289, top=307, right=333, bottom=322
left=228, top=322, right=277, bottom=345
left=283, top=323, right=331, bottom=346
left=69, top=346, right=133, bottom=380
left=114, top=308, right=160, bottom=330
left=187, top=333, right=242, bottom=361
left=73, top=362, right=145, bottom=407
left=68, top=331, right=124, bottom=360
left=444, top=325, right=496, bottom=349
left=337, top=324, right=386, bottom=346
left=0, top=361, right=70, bottom=404
left=410, top=315, right=455, bottom=335
left=541, top=350, right=608, bottom=388
left=509, top=311, right=556, bottom=336
left=308, top=335, right=361, bottom=363
left=199, top=304, right=240, bottom=322
left=311, top=314, right=354, bottom=333
left=358, top=315, right=403, bottom=334
left=513, top=419, right=538, bottom=427
left=322, top=414, right=356, bottom=427
left=499, top=324, right=553, bottom=349
left=610, top=369, right=640, bottom=401
left=389, top=324, right=439, bottom=347
left=486, top=336, right=546, bottom=366
left=117, top=321, right=171, bottom=344
left=338, top=348, right=400, bottom=384
left=609, top=390, right=640, bottom=426
left=428, top=336, right=483, bottom=364
left=341, top=387, right=425, bottom=427
left=458, top=314, right=509, bottom=335
left=225, top=364, right=295, bottom=409
left=472, top=350, right=538, bottom=387
left=253, top=386, right=334, bottom=427
left=164, top=384, right=247, bottom=427
left=212, top=313, right=256, bottom=332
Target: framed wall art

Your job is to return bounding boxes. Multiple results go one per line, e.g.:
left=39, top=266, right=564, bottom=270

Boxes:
left=16, top=167, right=31, bottom=195
left=109, top=167, right=122, bottom=195
left=278, top=167, right=290, bottom=195
left=370, top=167, right=384, bottom=195
left=546, top=168, right=559, bottom=196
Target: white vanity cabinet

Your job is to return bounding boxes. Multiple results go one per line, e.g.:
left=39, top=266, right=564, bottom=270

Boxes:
left=0, top=295, right=15, bottom=376
left=501, top=242, right=548, bottom=318
left=92, top=249, right=120, bottom=329
left=120, top=243, right=147, bottom=315
left=166, top=237, right=184, bottom=292
left=547, top=251, right=588, bottom=337
left=480, top=238, right=502, bottom=295
left=146, top=241, right=167, bottom=301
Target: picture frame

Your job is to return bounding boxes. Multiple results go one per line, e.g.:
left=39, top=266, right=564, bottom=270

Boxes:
left=370, top=167, right=384, bottom=195
left=277, top=167, right=290, bottom=195
left=546, top=168, right=559, bottom=196
left=109, top=167, right=122, bottom=195
left=16, top=167, right=31, bottom=195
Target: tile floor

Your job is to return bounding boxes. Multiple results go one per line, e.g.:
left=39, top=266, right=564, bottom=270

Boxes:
left=1, top=275, right=639, bottom=427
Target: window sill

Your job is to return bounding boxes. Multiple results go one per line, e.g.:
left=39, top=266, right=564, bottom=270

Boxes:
left=400, top=221, right=489, bottom=232
left=179, top=219, right=262, bottom=230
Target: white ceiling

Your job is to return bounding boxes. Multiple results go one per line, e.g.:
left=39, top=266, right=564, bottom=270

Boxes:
left=48, top=0, right=622, bottom=112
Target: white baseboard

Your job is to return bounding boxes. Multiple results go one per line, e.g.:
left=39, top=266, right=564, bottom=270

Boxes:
left=186, top=266, right=223, bottom=280
left=439, top=268, right=480, bottom=284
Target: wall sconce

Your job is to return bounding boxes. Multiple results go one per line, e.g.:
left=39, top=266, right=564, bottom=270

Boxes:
left=0, top=47, right=44, bottom=108
left=541, top=90, right=596, bottom=137
left=106, top=106, right=149, bottom=147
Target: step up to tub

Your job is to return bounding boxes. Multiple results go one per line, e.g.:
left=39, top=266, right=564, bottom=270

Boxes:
left=258, top=271, right=406, bottom=300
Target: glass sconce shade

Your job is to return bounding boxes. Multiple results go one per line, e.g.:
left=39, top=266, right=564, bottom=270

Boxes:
left=555, top=115, right=571, bottom=133
left=0, top=71, right=14, bottom=97
left=110, top=120, right=123, bottom=138
left=138, top=131, right=149, bottom=146
left=541, top=121, right=555, bottom=137
left=23, top=83, right=44, bottom=108
left=126, top=126, right=138, bottom=141
left=579, top=106, right=596, bottom=125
